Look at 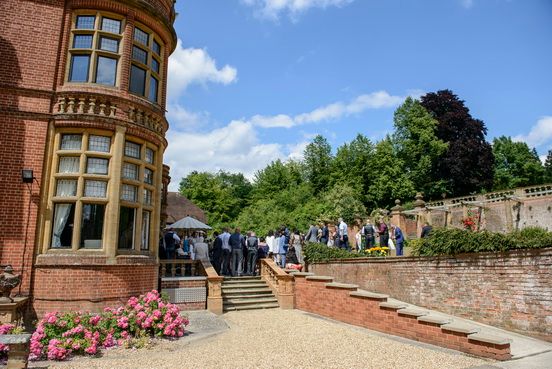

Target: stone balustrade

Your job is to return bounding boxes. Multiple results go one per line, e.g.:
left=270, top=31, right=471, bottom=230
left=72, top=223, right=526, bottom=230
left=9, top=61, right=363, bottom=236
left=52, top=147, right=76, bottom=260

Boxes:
left=260, top=259, right=294, bottom=309
left=55, top=96, right=166, bottom=135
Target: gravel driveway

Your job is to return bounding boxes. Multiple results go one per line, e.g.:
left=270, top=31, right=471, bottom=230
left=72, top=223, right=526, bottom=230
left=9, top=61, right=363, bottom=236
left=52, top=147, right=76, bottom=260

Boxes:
left=43, top=308, right=488, bottom=369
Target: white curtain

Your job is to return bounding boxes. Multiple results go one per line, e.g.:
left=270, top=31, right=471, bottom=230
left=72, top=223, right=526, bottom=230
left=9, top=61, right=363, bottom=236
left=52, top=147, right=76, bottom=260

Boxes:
left=61, top=134, right=81, bottom=150
left=58, top=157, right=80, bottom=173
left=87, top=158, right=108, bottom=174
left=84, top=180, right=107, bottom=197
left=52, top=204, right=72, bottom=247
left=56, top=179, right=77, bottom=197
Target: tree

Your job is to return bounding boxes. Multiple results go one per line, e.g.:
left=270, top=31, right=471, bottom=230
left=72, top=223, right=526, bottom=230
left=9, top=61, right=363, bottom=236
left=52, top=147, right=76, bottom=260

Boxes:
left=303, top=135, right=333, bottom=193
left=420, top=90, right=494, bottom=197
left=492, top=136, right=545, bottom=190
left=392, top=97, right=448, bottom=199
left=320, top=183, right=366, bottom=224
left=367, top=137, right=415, bottom=208
left=178, top=171, right=252, bottom=227
left=330, top=134, right=375, bottom=203
left=252, top=159, right=303, bottom=200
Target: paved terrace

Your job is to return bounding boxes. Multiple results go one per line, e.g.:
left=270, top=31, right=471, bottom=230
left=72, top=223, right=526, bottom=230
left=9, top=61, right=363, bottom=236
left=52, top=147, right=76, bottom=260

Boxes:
left=42, top=309, right=490, bottom=369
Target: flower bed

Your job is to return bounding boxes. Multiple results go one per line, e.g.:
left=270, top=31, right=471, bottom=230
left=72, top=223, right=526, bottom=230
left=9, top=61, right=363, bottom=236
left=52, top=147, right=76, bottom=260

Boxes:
left=303, top=243, right=389, bottom=262
left=0, top=290, right=188, bottom=362
left=0, top=323, right=24, bottom=361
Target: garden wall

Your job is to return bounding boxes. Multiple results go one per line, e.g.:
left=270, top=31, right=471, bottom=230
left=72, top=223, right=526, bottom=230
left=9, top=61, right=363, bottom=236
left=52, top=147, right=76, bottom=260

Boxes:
left=308, top=248, right=552, bottom=341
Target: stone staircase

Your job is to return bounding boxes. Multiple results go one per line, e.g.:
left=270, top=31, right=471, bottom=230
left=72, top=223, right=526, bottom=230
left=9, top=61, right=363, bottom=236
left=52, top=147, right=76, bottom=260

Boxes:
left=222, top=276, right=279, bottom=312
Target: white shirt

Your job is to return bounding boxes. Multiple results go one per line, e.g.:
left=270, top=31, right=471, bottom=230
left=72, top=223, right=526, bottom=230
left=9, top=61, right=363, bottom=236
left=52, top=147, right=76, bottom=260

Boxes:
left=339, top=221, right=348, bottom=239
left=266, top=235, right=275, bottom=253
left=220, top=232, right=231, bottom=251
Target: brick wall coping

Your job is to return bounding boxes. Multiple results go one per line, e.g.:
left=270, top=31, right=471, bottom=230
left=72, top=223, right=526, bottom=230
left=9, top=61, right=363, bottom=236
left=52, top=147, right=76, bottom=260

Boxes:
left=309, top=247, right=552, bottom=265
left=305, top=275, right=333, bottom=282
left=161, top=276, right=206, bottom=282
left=350, top=291, right=388, bottom=300
left=289, top=272, right=314, bottom=278
left=325, top=282, right=358, bottom=290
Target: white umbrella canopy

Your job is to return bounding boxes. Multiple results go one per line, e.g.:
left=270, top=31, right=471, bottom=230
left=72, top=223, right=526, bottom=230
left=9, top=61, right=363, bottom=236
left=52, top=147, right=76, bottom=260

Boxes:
left=166, top=216, right=212, bottom=230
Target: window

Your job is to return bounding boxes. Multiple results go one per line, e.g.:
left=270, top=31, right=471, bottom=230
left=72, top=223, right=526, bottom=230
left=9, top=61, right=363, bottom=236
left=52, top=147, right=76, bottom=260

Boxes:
left=118, top=207, right=136, bottom=249
left=122, top=162, right=138, bottom=180
left=145, top=148, right=154, bottom=164
left=121, top=184, right=137, bottom=202
left=129, top=65, right=146, bottom=96
left=86, top=157, right=108, bottom=174
left=101, top=17, right=121, bottom=34
left=141, top=211, right=151, bottom=250
left=129, top=25, right=163, bottom=103
left=76, top=15, right=95, bottom=29
left=84, top=180, right=107, bottom=197
left=80, top=203, right=105, bottom=248
left=58, top=157, right=80, bottom=173
left=51, top=203, right=76, bottom=248
left=56, top=179, right=77, bottom=197
left=143, top=189, right=152, bottom=205
left=144, top=168, right=153, bottom=185
left=60, top=134, right=82, bottom=150
left=124, top=141, right=141, bottom=158
left=68, top=12, right=123, bottom=86
left=88, top=135, right=111, bottom=152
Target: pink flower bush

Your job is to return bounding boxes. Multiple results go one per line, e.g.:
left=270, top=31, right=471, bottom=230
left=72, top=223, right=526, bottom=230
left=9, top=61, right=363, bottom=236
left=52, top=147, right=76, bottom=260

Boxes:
left=0, top=324, right=24, bottom=359
left=27, top=290, right=188, bottom=361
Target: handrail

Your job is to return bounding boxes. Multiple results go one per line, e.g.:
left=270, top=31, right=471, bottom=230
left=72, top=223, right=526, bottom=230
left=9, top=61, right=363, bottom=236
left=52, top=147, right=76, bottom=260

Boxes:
left=200, top=260, right=224, bottom=315
left=260, top=259, right=294, bottom=309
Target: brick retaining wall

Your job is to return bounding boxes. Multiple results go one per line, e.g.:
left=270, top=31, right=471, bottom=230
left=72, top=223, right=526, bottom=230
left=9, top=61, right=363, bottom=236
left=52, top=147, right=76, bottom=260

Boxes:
left=294, top=274, right=511, bottom=360
left=309, top=248, right=552, bottom=341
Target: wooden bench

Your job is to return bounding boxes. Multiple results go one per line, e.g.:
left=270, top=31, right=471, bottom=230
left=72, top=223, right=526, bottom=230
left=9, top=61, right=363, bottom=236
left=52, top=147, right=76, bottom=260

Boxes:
left=0, top=334, right=31, bottom=369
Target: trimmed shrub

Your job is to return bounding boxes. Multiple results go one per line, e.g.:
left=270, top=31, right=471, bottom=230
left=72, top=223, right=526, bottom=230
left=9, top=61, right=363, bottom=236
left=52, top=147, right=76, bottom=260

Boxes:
left=303, top=243, right=389, bottom=263
left=410, top=227, right=552, bottom=256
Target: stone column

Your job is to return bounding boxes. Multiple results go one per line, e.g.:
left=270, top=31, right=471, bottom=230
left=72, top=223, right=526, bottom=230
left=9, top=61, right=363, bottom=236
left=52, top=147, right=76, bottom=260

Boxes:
left=390, top=199, right=405, bottom=229
left=414, top=192, right=427, bottom=238
left=104, top=125, right=126, bottom=262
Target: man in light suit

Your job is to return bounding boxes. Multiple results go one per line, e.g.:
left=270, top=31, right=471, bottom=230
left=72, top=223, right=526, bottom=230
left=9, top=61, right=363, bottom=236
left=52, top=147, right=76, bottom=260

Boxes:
left=305, top=224, right=319, bottom=243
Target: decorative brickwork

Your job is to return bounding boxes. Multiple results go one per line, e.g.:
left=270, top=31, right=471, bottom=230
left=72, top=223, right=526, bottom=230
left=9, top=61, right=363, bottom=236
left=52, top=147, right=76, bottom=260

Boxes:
left=309, top=248, right=552, bottom=342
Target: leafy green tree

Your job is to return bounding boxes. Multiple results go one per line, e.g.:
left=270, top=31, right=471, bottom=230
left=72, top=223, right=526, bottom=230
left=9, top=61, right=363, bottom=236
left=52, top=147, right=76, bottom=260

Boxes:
left=303, top=135, right=333, bottom=193
left=252, top=159, right=304, bottom=200
left=367, top=137, right=415, bottom=208
left=330, top=134, right=375, bottom=203
left=492, top=136, right=545, bottom=190
left=392, top=97, right=448, bottom=199
left=420, top=90, right=494, bottom=197
left=320, top=183, right=366, bottom=224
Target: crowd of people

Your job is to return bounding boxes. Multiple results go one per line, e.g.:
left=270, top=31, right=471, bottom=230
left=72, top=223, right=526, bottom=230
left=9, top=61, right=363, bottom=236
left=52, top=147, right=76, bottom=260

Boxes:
left=159, top=218, right=432, bottom=277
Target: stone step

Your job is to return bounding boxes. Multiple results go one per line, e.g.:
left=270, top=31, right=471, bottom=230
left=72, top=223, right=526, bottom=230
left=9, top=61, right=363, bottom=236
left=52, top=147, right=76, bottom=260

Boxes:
left=224, top=276, right=261, bottom=281
left=222, top=283, right=268, bottom=290
left=222, top=280, right=266, bottom=287
left=223, top=297, right=278, bottom=305
left=223, top=302, right=280, bottom=312
left=223, top=293, right=275, bottom=299
left=222, top=288, right=273, bottom=295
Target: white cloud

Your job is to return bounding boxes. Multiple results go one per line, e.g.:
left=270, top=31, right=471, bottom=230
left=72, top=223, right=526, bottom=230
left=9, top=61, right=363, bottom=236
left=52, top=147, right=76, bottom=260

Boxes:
left=248, top=90, right=411, bottom=128
left=167, top=40, right=237, bottom=101
left=242, top=0, right=354, bottom=21
left=461, top=0, right=474, bottom=9
left=164, top=120, right=286, bottom=190
left=166, top=104, right=209, bottom=131
left=513, top=116, right=552, bottom=148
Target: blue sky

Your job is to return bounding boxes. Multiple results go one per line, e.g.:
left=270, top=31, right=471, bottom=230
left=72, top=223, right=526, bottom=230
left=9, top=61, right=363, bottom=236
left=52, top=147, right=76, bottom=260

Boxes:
left=164, top=0, right=552, bottom=190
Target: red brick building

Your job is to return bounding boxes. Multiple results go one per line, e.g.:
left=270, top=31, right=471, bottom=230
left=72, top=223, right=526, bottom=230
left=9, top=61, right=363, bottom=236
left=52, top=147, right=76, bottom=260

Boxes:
left=0, top=0, right=176, bottom=316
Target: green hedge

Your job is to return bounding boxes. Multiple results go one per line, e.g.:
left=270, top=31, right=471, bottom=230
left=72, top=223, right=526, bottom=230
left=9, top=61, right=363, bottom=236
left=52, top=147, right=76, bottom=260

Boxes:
left=410, top=227, right=552, bottom=256
left=303, top=243, right=363, bottom=263
left=303, top=227, right=552, bottom=261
